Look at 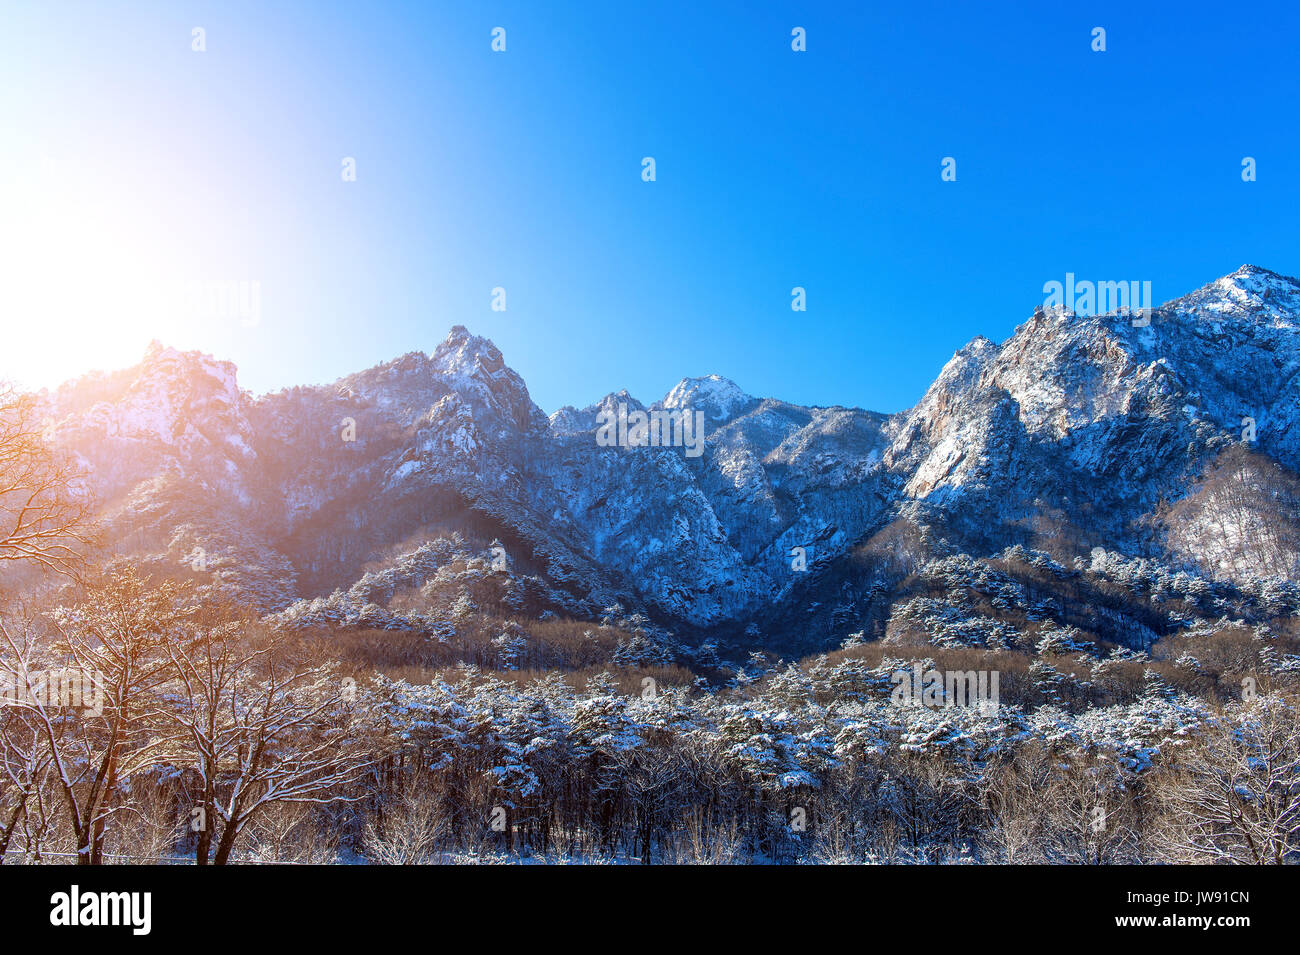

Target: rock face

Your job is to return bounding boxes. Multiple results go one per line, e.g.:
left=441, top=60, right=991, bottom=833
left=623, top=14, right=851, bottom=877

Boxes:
left=30, top=266, right=1300, bottom=651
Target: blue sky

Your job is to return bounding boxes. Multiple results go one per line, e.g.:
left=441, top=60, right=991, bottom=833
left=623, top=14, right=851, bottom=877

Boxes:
left=2, top=1, right=1297, bottom=413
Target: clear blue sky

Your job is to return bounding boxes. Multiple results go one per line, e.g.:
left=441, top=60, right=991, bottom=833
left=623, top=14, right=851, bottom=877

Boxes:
left=2, top=1, right=1297, bottom=413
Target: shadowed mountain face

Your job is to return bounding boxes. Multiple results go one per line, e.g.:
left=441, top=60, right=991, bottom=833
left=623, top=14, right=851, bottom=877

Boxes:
left=29, top=266, right=1300, bottom=653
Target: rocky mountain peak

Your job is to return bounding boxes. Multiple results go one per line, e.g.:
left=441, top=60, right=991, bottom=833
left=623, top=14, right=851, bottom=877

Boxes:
left=423, top=327, right=543, bottom=433
left=136, top=341, right=242, bottom=401
left=658, top=374, right=756, bottom=428
left=25, top=265, right=1300, bottom=645
left=431, top=325, right=507, bottom=379
left=1167, top=265, right=1300, bottom=326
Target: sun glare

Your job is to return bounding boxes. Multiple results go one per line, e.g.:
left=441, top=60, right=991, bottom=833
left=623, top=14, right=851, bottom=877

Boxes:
left=0, top=158, right=200, bottom=393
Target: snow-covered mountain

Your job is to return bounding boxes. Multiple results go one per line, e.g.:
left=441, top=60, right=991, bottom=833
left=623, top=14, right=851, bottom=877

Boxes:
left=29, top=266, right=1300, bottom=652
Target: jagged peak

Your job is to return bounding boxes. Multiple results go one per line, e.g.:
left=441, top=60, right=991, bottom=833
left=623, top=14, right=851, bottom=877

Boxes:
left=1227, top=263, right=1292, bottom=281
left=957, top=335, right=997, bottom=357
left=134, top=340, right=240, bottom=393
left=662, top=374, right=748, bottom=403
left=1206, top=263, right=1299, bottom=294
left=547, top=390, right=645, bottom=435
left=658, top=374, right=755, bottom=424
left=431, top=325, right=506, bottom=377
left=938, top=335, right=999, bottom=377
left=1215, top=263, right=1300, bottom=295
left=1167, top=263, right=1300, bottom=321
left=140, top=339, right=212, bottom=366
left=589, top=389, right=645, bottom=413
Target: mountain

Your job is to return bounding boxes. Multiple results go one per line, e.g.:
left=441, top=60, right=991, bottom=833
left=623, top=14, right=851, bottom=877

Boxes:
left=23, top=266, right=1300, bottom=655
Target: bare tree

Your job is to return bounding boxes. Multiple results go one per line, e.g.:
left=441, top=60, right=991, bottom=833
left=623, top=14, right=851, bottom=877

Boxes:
left=1036, top=752, right=1140, bottom=864
left=22, top=569, right=188, bottom=864
left=363, top=775, right=444, bottom=864
left=1164, top=445, right=1300, bottom=580
left=0, top=621, right=54, bottom=862
left=981, top=747, right=1050, bottom=863
left=0, top=385, right=93, bottom=574
left=163, top=617, right=383, bottom=864
left=1156, top=694, right=1300, bottom=864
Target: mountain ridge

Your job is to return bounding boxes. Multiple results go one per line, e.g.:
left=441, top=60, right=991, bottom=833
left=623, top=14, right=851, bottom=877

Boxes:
left=19, top=265, right=1300, bottom=655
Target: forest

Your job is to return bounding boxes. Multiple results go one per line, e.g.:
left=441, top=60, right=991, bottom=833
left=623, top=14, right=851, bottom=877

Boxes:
left=2, top=383, right=1298, bottom=865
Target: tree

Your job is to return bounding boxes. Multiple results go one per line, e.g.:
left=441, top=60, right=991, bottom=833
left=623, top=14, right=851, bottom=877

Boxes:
left=24, top=569, right=189, bottom=863
left=1156, top=694, right=1300, bottom=864
left=0, top=619, right=54, bottom=863
left=1163, top=445, right=1300, bottom=580
left=363, top=774, right=444, bottom=864
left=163, top=615, right=383, bottom=864
left=981, top=746, right=1051, bottom=863
left=0, top=385, right=93, bottom=574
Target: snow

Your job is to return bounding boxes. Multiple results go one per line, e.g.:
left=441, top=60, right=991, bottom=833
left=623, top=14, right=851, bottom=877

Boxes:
left=31, top=264, right=1300, bottom=650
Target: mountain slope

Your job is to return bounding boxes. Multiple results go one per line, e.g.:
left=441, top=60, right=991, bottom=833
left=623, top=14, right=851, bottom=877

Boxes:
left=29, top=266, right=1300, bottom=652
